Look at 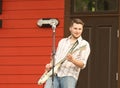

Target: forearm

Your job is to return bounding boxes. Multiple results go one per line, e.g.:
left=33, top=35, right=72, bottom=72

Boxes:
left=71, top=58, right=84, bottom=68
left=67, top=54, right=84, bottom=68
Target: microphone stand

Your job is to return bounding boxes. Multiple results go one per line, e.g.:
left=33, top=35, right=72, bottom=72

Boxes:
left=51, top=24, right=56, bottom=88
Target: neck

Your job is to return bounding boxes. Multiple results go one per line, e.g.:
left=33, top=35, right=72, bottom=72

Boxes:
left=70, top=37, right=77, bottom=44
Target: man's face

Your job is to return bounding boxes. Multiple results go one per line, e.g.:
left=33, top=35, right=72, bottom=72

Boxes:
left=69, top=23, right=83, bottom=39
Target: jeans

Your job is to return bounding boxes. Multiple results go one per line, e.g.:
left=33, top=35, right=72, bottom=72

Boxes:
left=44, top=75, right=77, bottom=88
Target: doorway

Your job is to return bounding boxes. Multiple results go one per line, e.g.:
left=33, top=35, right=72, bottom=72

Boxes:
left=64, top=0, right=118, bottom=88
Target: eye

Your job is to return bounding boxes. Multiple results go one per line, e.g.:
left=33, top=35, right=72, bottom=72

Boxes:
left=79, top=28, right=82, bottom=30
left=74, top=28, right=77, bottom=30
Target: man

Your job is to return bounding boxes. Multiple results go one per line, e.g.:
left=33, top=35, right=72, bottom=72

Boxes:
left=44, top=18, right=90, bottom=88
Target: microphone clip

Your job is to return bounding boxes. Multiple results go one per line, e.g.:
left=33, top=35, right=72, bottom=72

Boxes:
left=37, top=18, right=59, bottom=29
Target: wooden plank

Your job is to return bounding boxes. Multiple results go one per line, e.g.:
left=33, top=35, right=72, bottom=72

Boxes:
left=0, top=75, right=41, bottom=83
left=0, top=37, right=61, bottom=46
left=0, top=56, right=50, bottom=65
left=3, top=19, right=39, bottom=28
left=0, top=28, right=64, bottom=37
left=3, top=0, right=64, bottom=10
left=0, top=10, right=64, bottom=19
left=0, top=47, right=52, bottom=56
left=2, top=19, right=64, bottom=28
left=0, top=65, right=46, bottom=74
left=0, top=84, right=44, bottom=88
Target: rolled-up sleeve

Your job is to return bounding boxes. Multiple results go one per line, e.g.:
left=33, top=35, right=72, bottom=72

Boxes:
left=78, top=42, right=90, bottom=69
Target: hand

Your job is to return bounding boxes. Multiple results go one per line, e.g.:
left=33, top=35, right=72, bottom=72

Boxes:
left=66, top=53, right=73, bottom=62
left=45, top=63, right=52, bottom=72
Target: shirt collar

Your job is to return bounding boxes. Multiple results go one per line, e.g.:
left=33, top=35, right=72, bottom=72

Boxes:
left=77, top=36, right=83, bottom=43
left=67, top=35, right=83, bottom=44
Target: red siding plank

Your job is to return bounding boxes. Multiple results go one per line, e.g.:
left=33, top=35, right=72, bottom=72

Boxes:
left=3, top=0, right=64, bottom=10
left=0, top=75, right=40, bottom=83
left=0, top=84, right=43, bottom=88
left=0, top=10, right=64, bottom=19
left=0, top=37, right=61, bottom=46
left=2, top=19, right=64, bottom=28
left=0, top=47, right=52, bottom=56
left=0, top=66, right=45, bottom=74
left=0, top=56, right=50, bottom=65
left=0, top=28, right=64, bottom=37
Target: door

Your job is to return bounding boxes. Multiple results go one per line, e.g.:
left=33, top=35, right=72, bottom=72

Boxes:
left=64, top=0, right=119, bottom=88
left=75, top=17, right=118, bottom=88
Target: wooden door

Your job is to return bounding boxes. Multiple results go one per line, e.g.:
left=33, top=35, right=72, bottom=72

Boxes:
left=75, top=16, right=118, bottom=88
left=64, top=0, right=119, bottom=88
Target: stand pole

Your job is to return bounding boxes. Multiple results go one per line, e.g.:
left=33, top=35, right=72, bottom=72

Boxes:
left=51, top=25, right=56, bottom=88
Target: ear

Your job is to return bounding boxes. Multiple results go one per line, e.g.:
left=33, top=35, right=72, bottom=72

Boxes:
left=69, top=27, right=72, bottom=32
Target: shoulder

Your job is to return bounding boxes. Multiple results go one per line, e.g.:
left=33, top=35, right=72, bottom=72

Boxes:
left=58, top=38, right=68, bottom=43
left=82, top=39, right=90, bottom=51
left=82, top=39, right=89, bottom=45
left=79, top=39, right=90, bottom=49
left=57, top=38, right=68, bottom=48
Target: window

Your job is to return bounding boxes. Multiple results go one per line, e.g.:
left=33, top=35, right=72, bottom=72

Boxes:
left=72, top=0, right=118, bottom=13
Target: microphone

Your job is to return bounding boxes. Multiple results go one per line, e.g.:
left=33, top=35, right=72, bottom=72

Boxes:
left=37, top=18, right=59, bottom=29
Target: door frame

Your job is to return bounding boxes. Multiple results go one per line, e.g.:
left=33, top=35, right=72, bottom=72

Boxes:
left=64, top=0, right=120, bottom=88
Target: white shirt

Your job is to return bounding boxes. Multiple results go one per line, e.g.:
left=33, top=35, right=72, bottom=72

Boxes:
left=54, top=36, right=90, bottom=80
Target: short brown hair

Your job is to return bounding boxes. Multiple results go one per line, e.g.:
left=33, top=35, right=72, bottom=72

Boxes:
left=70, top=18, right=84, bottom=27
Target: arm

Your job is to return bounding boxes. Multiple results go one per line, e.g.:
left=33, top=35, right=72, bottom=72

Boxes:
left=67, top=42, right=90, bottom=69
left=67, top=54, right=84, bottom=68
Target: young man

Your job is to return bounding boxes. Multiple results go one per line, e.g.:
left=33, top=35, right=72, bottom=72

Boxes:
left=44, top=18, right=90, bottom=88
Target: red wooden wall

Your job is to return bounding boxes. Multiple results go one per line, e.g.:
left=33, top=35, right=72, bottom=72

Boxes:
left=0, top=0, right=64, bottom=88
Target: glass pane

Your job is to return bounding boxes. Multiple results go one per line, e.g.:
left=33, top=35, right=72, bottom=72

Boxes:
left=73, top=0, right=118, bottom=12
